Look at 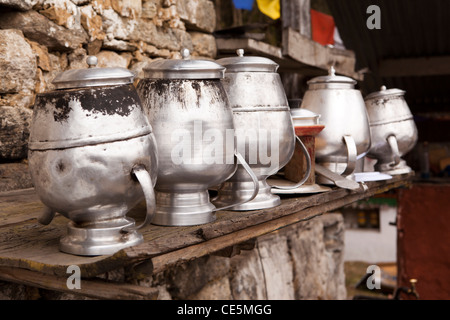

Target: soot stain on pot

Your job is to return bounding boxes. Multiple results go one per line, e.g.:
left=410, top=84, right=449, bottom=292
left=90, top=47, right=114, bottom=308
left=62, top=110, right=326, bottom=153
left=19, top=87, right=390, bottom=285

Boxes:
left=79, top=85, right=139, bottom=117
left=190, top=81, right=202, bottom=106
left=140, top=79, right=228, bottom=110
left=41, top=85, right=140, bottom=123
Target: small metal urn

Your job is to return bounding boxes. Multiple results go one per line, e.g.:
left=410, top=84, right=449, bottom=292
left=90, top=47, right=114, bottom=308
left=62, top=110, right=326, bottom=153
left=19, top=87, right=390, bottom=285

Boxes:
left=364, top=86, right=418, bottom=175
left=28, top=56, right=158, bottom=256
left=212, top=49, right=311, bottom=210
left=301, top=67, right=371, bottom=183
left=137, top=49, right=258, bottom=226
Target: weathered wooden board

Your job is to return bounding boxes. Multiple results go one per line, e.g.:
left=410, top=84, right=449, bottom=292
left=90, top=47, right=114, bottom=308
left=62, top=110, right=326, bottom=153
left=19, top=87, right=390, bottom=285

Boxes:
left=0, top=173, right=413, bottom=282
left=216, top=30, right=363, bottom=80
left=0, top=266, right=159, bottom=300
left=281, top=27, right=363, bottom=80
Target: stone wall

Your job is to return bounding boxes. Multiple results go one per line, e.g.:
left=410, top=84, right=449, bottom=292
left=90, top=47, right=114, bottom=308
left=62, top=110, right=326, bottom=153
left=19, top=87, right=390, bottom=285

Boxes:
left=0, top=0, right=217, bottom=191
left=0, top=213, right=347, bottom=300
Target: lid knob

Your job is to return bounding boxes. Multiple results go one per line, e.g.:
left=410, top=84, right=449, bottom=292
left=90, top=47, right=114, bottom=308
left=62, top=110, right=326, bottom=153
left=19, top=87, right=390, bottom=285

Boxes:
left=329, top=65, right=336, bottom=76
left=236, top=49, right=244, bottom=57
left=181, top=48, right=190, bottom=60
left=86, top=55, right=98, bottom=68
left=380, top=85, right=387, bottom=91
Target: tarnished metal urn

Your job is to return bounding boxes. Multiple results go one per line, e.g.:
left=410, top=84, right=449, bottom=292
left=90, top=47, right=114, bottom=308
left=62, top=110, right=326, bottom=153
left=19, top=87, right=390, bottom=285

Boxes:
left=28, top=56, right=158, bottom=256
left=212, top=49, right=311, bottom=210
left=364, top=86, right=418, bottom=175
left=137, top=49, right=258, bottom=226
left=300, top=66, right=371, bottom=182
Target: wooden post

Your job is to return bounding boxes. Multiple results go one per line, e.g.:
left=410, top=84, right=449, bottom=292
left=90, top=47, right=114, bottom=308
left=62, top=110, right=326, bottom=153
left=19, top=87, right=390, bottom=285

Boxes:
left=281, top=0, right=311, bottom=38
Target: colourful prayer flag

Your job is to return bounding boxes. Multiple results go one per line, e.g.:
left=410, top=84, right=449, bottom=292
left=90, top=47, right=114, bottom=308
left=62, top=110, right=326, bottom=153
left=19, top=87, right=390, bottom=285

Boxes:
left=256, top=0, right=280, bottom=20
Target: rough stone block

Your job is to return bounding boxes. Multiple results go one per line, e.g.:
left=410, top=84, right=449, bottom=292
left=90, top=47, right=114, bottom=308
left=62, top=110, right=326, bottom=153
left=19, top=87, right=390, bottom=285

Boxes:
left=164, top=255, right=230, bottom=299
left=287, top=213, right=347, bottom=300
left=130, top=19, right=192, bottom=51
left=0, top=29, right=37, bottom=94
left=229, top=249, right=266, bottom=299
left=67, top=46, right=88, bottom=69
left=177, top=0, right=216, bottom=33
left=190, top=31, right=217, bottom=58
left=101, top=8, right=137, bottom=41
left=38, top=0, right=82, bottom=30
left=188, top=276, right=232, bottom=300
left=91, top=0, right=113, bottom=14
left=0, top=0, right=39, bottom=11
left=80, top=4, right=106, bottom=41
left=0, top=106, right=33, bottom=160
left=142, top=0, right=161, bottom=19
left=111, top=0, right=142, bottom=18
left=95, top=50, right=130, bottom=68
left=0, top=10, right=88, bottom=51
left=102, top=38, right=137, bottom=51
left=27, top=40, right=51, bottom=72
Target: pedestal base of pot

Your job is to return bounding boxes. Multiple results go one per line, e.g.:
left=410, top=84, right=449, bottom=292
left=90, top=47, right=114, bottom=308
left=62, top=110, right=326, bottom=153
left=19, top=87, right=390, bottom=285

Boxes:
left=59, top=217, right=143, bottom=256
left=375, top=159, right=413, bottom=175
left=151, top=190, right=216, bottom=226
left=213, top=179, right=281, bottom=211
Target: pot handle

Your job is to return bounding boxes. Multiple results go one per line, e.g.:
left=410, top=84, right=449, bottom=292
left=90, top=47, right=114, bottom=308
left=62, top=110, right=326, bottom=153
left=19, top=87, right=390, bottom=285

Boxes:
left=387, top=135, right=401, bottom=166
left=272, top=136, right=312, bottom=190
left=122, top=164, right=156, bottom=232
left=38, top=206, right=56, bottom=225
left=213, top=151, right=259, bottom=212
left=342, top=135, right=357, bottom=176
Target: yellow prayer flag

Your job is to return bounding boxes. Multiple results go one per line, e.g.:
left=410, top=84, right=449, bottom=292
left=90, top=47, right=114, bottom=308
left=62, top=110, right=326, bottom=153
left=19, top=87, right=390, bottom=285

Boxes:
left=256, top=0, right=280, bottom=20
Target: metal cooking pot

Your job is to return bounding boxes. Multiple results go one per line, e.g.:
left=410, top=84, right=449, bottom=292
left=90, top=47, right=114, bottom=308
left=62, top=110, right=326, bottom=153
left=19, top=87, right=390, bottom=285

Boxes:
left=136, top=49, right=258, bottom=226
left=212, top=49, right=311, bottom=210
left=28, top=56, right=158, bottom=256
left=300, top=66, right=371, bottom=181
left=365, top=85, right=418, bottom=175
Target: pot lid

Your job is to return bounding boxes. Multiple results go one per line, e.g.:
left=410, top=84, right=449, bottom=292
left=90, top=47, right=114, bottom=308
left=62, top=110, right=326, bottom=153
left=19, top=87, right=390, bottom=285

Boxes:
left=290, top=108, right=320, bottom=119
left=364, top=85, right=406, bottom=101
left=143, top=48, right=225, bottom=79
left=307, top=66, right=357, bottom=86
left=52, top=56, right=135, bottom=89
left=216, top=49, right=279, bottom=72
left=290, top=108, right=321, bottom=125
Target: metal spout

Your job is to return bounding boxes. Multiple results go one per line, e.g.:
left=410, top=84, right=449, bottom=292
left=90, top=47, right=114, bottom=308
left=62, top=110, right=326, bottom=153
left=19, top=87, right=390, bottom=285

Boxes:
left=393, top=279, right=420, bottom=300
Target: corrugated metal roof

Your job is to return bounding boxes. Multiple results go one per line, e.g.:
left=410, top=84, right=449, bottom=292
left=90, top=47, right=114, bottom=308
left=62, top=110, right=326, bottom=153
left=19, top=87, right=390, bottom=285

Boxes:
left=326, top=0, right=450, bottom=114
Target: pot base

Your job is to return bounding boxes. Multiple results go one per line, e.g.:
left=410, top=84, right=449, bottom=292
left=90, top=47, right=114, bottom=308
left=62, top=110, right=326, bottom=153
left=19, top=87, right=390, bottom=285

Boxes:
left=151, top=190, right=216, bottom=226
left=213, top=179, right=281, bottom=211
left=375, top=159, right=413, bottom=175
left=59, top=217, right=143, bottom=256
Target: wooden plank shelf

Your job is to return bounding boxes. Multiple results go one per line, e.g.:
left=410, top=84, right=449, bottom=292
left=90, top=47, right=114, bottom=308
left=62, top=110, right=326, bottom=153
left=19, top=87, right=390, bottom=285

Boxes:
left=0, top=173, right=412, bottom=284
left=215, top=28, right=364, bottom=80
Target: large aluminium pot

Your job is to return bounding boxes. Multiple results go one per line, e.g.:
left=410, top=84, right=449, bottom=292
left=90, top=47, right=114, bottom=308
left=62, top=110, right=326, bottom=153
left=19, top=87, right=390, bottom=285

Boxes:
left=300, top=66, right=371, bottom=182
left=365, top=85, right=418, bottom=175
left=136, top=49, right=258, bottom=226
left=28, top=56, right=158, bottom=256
left=212, top=49, right=311, bottom=210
